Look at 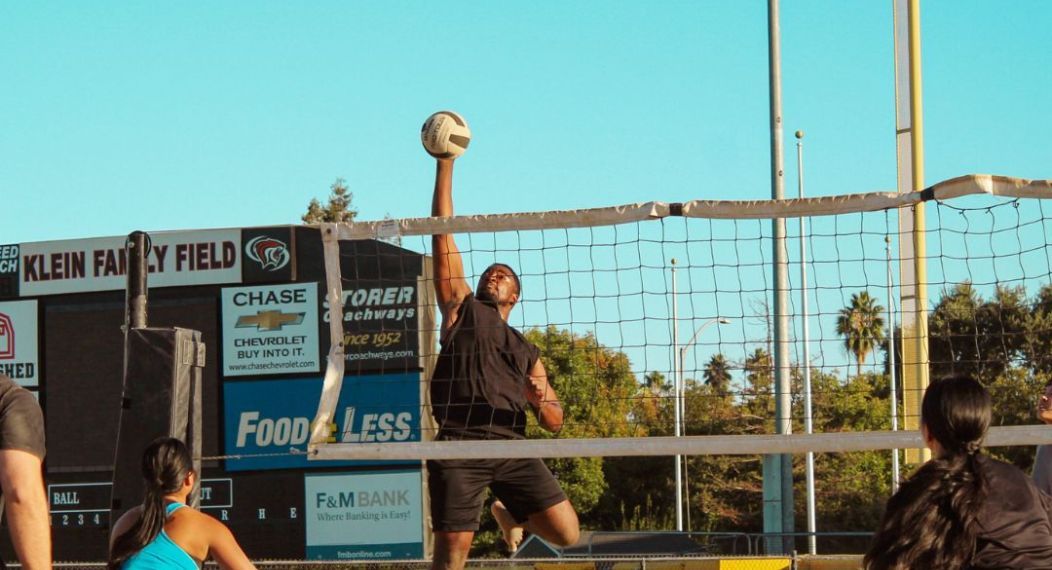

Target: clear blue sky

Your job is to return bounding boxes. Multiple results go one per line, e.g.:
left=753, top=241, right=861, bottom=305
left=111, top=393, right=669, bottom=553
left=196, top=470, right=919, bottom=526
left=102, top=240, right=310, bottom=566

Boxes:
left=3, top=2, right=1048, bottom=243
left=3, top=2, right=1050, bottom=384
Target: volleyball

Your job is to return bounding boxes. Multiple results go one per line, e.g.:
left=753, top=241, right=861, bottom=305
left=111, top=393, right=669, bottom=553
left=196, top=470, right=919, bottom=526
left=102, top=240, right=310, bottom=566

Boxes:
left=421, top=111, right=471, bottom=159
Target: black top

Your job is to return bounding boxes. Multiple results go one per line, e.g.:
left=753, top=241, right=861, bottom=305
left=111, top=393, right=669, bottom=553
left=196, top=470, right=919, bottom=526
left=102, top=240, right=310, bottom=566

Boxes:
left=973, top=455, right=1052, bottom=569
left=430, top=294, right=540, bottom=440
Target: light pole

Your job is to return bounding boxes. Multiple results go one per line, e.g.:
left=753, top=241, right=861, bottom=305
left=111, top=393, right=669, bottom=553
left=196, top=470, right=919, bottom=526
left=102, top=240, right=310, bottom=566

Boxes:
left=678, top=316, right=730, bottom=532
left=887, top=235, right=900, bottom=493
left=671, top=259, right=683, bottom=531
left=796, top=130, right=817, bottom=555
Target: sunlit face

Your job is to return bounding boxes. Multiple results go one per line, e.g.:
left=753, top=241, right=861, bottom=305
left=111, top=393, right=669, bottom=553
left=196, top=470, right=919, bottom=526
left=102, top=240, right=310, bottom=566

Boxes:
left=477, top=265, right=519, bottom=307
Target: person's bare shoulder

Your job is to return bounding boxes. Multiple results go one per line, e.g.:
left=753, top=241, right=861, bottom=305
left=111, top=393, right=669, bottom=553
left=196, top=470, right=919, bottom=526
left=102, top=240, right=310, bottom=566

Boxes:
left=110, top=505, right=144, bottom=546
left=167, top=506, right=223, bottom=532
left=165, top=506, right=234, bottom=555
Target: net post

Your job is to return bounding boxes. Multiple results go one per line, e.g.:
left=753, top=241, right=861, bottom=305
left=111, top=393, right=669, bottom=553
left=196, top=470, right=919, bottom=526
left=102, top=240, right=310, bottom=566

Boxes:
left=766, top=0, right=794, bottom=551
left=894, top=0, right=930, bottom=464
left=309, top=223, right=347, bottom=451
left=417, top=256, right=439, bottom=443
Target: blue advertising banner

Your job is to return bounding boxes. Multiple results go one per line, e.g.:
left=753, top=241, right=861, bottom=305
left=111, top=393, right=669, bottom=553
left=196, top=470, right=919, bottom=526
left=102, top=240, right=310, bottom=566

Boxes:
left=223, top=373, right=421, bottom=471
left=305, top=470, right=424, bottom=560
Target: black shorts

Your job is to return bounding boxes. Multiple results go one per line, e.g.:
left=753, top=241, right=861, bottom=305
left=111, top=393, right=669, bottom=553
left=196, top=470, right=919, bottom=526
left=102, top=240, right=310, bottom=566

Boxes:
left=0, top=375, right=45, bottom=460
left=427, top=457, right=567, bottom=532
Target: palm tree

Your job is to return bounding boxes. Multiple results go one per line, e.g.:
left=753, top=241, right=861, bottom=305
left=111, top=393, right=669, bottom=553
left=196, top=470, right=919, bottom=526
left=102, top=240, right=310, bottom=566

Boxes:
left=836, top=291, right=886, bottom=376
left=643, top=370, right=668, bottom=395
left=703, top=353, right=732, bottom=395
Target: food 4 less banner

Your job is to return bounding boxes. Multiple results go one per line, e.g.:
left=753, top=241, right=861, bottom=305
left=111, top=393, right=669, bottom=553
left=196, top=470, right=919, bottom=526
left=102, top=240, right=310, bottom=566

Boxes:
left=223, top=374, right=421, bottom=471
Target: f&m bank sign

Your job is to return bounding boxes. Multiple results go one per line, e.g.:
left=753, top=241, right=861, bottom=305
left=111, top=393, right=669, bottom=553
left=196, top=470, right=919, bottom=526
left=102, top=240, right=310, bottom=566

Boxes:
left=305, top=470, right=424, bottom=560
left=222, top=374, right=421, bottom=471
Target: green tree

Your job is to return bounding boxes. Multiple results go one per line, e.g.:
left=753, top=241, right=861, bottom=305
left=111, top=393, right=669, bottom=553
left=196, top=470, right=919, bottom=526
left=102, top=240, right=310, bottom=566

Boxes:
left=681, top=381, right=761, bottom=533
left=799, top=370, right=894, bottom=543
left=928, top=282, right=981, bottom=379
left=635, top=371, right=671, bottom=430
left=929, top=283, right=1028, bottom=382
left=836, top=291, right=886, bottom=376
left=926, top=283, right=1045, bottom=471
left=741, top=347, right=773, bottom=425
left=986, top=367, right=1046, bottom=469
left=644, top=370, right=669, bottom=393
left=978, top=285, right=1029, bottom=377
left=302, top=178, right=358, bottom=224
left=522, top=327, right=669, bottom=533
left=1024, top=284, right=1052, bottom=375
left=524, top=327, right=642, bottom=510
left=702, top=353, right=732, bottom=395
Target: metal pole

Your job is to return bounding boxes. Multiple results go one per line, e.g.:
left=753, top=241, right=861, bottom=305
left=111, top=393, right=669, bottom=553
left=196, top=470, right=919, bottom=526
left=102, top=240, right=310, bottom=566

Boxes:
left=887, top=236, right=900, bottom=492
left=894, top=0, right=930, bottom=466
left=126, top=231, right=149, bottom=330
left=907, top=0, right=931, bottom=465
left=678, top=317, right=729, bottom=532
left=671, top=258, right=682, bottom=531
left=681, top=343, right=691, bottom=533
left=767, top=0, right=794, bottom=551
left=796, top=132, right=816, bottom=555
left=120, top=230, right=150, bottom=480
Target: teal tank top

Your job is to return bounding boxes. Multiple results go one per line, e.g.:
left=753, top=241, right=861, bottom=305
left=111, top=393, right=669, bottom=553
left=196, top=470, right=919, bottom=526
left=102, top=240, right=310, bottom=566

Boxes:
left=122, top=503, right=199, bottom=570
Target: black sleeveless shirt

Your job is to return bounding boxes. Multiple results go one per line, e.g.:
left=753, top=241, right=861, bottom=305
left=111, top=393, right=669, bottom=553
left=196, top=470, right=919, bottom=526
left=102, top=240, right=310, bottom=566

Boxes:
left=430, top=294, right=540, bottom=440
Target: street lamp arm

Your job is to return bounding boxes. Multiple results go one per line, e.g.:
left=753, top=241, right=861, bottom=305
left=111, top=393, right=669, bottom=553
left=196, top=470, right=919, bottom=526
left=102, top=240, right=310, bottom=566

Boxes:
left=682, top=317, right=730, bottom=352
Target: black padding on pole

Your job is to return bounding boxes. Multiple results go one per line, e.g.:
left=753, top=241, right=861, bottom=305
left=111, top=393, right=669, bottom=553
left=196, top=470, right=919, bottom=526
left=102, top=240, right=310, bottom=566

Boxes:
left=126, top=231, right=149, bottom=330
left=109, top=327, right=204, bottom=524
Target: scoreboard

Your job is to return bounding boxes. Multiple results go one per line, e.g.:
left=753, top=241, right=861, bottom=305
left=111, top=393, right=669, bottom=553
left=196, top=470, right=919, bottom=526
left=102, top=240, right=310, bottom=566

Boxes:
left=0, top=226, right=433, bottom=562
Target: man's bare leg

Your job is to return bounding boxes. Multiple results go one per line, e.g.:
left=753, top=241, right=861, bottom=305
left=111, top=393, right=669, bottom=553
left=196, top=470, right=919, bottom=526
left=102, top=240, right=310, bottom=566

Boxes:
left=432, top=530, right=474, bottom=570
left=524, top=499, right=580, bottom=547
left=490, top=501, right=524, bottom=553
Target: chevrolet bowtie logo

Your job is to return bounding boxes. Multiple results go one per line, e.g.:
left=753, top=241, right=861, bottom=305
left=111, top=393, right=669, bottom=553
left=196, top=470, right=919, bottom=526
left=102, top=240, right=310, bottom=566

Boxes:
left=236, top=310, right=304, bottom=331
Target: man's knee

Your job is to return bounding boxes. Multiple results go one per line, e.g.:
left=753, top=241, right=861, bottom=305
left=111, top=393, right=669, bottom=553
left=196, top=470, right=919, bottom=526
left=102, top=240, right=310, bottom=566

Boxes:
left=432, top=530, right=474, bottom=570
left=527, top=500, right=580, bottom=547
left=546, top=525, right=580, bottom=548
left=434, top=531, right=473, bottom=549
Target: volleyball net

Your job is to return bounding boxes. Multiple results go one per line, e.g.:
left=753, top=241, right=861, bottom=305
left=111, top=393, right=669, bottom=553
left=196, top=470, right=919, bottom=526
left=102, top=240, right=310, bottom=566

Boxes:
left=307, top=174, right=1052, bottom=462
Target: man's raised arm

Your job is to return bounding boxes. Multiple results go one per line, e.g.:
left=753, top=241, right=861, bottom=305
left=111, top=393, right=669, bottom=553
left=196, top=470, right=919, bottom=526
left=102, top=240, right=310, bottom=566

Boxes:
left=431, top=158, right=472, bottom=328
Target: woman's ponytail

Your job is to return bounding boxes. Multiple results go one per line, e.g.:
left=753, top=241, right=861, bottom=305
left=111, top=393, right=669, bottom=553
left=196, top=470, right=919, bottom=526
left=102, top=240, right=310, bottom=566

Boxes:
left=108, top=438, right=194, bottom=569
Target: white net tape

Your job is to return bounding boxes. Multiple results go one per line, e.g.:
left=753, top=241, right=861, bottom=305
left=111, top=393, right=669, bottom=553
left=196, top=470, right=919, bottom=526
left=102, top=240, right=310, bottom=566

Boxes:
left=305, top=174, right=1052, bottom=461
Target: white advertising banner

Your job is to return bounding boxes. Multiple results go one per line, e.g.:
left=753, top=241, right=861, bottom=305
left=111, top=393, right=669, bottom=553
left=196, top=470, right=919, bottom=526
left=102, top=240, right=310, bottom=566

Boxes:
left=0, top=300, right=38, bottom=386
left=221, top=283, right=320, bottom=376
left=19, top=230, right=241, bottom=296
left=305, top=470, right=424, bottom=560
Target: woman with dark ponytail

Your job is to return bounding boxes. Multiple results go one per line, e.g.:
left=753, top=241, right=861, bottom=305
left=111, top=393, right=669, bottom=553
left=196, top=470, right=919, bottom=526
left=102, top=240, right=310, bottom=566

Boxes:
left=865, top=375, right=1052, bottom=569
left=108, top=438, right=255, bottom=570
